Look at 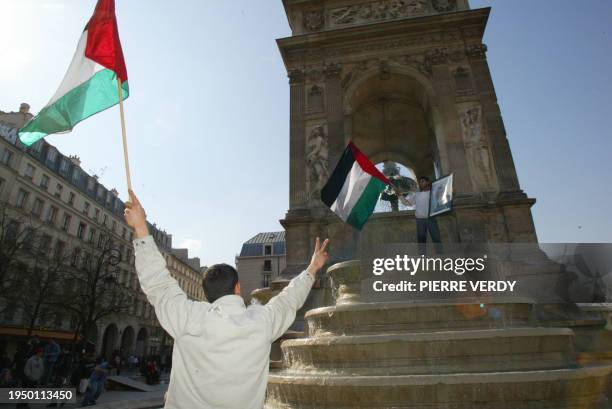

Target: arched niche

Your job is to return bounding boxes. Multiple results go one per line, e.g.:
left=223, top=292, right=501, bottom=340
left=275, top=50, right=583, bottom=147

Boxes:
left=343, top=69, right=444, bottom=181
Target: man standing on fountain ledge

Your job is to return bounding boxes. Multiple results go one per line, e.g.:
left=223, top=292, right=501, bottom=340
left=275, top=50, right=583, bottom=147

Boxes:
left=124, top=190, right=330, bottom=409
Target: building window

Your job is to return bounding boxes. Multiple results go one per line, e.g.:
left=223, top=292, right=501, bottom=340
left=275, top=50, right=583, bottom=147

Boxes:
left=46, top=148, right=57, bottom=164
left=97, top=186, right=105, bottom=202
left=31, top=198, right=44, bottom=218
left=54, top=240, right=66, bottom=259
left=39, top=234, right=52, bottom=254
left=31, top=141, right=42, bottom=155
left=46, top=206, right=58, bottom=224
left=71, top=248, right=81, bottom=267
left=16, top=189, right=29, bottom=209
left=82, top=253, right=91, bottom=270
left=83, top=201, right=90, bottom=215
left=262, top=273, right=271, bottom=287
left=25, top=163, right=35, bottom=179
left=264, top=245, right=272, bottom=255
left=68, top=192, right=75, bottom=206
left=102, top=214, right=108, bottom=226
left=0, top=178, right=4, bottom=193
left=94, top=208, right=100, bottom=221
left=55, top=183, right=63, bottom=198
left=1, top=149, right=13, bottom=166
left=72, top=169, right=81, bottom=184
left=77, top=222, right=86, bottom=239
left=61, top=214, right=71, bottom=231
left=59, top=158, right=70, bottom=174
left=88, top=228, right=96, bottom=243
left=22, top=227, right=35, bottom=252
left=40, top=174, right=50, bottom=190
left=98, top=234, right=106, bottom=249
left=263, top=259, right=272, bottom=272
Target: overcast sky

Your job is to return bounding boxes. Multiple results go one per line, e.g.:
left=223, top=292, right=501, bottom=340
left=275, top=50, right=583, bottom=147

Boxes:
left=1, top=0, right=611, bottom=265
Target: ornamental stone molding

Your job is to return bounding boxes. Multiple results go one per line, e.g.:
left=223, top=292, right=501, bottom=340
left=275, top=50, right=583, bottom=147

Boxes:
left=466, top=43, right=487, bottom=58
left=288, top=69, right=305, bottom=84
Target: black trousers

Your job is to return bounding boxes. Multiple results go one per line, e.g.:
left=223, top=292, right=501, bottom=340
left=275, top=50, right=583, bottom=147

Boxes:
left=416, top=217, right=441, bottom=243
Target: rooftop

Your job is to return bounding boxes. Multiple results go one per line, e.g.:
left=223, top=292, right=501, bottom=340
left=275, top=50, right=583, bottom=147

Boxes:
left=239, top=231, right=286, bottom=258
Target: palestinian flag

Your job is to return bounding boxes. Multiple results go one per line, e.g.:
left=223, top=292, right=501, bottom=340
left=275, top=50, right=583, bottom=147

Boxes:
left=321, top=141, right=389, bottom=230
left=19, top=0, right=128, bottom=147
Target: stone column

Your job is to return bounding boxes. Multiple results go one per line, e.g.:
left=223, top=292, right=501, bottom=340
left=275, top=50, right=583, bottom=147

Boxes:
left=289, top=69, right=307, bottom=209
left=468, top=45, right=522, bottom=195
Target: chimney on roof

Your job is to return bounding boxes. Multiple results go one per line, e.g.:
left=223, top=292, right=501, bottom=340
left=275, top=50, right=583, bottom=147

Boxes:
left=19, top=103, right=30, bottom=114
left=69, top=155, right=81, bottom=166
left=110, top=188, right=119, bottom=196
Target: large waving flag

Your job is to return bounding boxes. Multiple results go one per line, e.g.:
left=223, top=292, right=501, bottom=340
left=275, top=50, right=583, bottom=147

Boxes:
left=19, top=0, right=128, bottom=147
left=321, top=141, right=389, bottom=230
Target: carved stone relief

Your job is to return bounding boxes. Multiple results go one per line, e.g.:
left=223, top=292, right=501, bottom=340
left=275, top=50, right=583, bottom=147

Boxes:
left=459, top=105, right=496, bottom=191
left=303, top=10, right=324, bottom=31
left=432, top=0, right=457, bottom=12
left=330, top=0, right=429, bottom=27
left=305, top=125, right=330, bottom=195
left=454, top=67, right=474, bottom=96
left=307, top=85, right=325, bottom=113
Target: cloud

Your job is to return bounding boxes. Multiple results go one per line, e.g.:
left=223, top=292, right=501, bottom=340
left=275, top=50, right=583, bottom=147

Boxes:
left=178, top=238, right=203, bottom=254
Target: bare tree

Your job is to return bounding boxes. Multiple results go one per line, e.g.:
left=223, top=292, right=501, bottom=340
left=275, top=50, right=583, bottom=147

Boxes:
left=17, top=235, right=72, bottom=337
left=51, top=226, right=132, bottom=345
left=0, top=203, right=44, bottom=314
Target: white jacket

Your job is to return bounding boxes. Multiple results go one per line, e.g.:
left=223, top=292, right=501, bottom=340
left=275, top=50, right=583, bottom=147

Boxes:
left=134, top=236, right=314, bottom=409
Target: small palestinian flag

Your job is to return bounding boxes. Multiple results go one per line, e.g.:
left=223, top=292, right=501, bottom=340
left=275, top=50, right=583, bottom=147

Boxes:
left=321, top=141, right=389, bottom=230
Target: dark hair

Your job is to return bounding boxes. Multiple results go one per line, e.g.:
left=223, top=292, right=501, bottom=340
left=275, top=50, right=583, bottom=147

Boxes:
left=202, top=264, right=239, bottom=303
left=418, top=176, right=430, bottom=183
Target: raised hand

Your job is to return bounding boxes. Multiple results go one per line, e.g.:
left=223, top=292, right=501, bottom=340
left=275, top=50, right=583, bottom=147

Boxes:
left=124, top=189, right=149, bottom=239
left=306, top=237, right=330, bottom=277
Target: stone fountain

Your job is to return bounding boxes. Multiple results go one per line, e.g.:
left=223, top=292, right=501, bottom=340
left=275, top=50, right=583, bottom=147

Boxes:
left=264, top=261, right=612, bottom=409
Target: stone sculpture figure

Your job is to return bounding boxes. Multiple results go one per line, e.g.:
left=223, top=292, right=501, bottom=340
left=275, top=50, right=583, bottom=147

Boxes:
left=460, top=106, right=496, bottom=190
left=306, top=126, right=329, bottom=195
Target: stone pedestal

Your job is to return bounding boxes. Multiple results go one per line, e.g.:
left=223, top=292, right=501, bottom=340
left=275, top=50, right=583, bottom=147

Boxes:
left=265, top=261, right=612, bottom=408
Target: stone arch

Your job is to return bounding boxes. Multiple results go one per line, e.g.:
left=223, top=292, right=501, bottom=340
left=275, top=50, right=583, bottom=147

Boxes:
left=343, top=69, right=444, bottom=179
left=120, top=325, right=135, bottom=356
left=343, top=65, right=437, bottom=116
left=101, top=323, right=118, bottom=360
left=135, top=327, right=148, bottom=358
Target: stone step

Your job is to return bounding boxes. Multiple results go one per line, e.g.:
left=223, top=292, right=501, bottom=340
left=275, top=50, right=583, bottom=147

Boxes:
left=306, top=301, right=533, bottom=336
left=280, top=327, right=576, bottom=375
left=266, top=364, right=612, bottom=409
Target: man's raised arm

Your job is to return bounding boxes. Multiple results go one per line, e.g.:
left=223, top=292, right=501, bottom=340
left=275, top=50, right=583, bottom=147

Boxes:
left=125, top=190, right=195, bottom=338
left=263, top=238, right=330, bottom=341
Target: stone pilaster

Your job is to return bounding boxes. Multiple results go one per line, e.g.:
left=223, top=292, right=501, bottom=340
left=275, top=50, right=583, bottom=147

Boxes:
left=289, top=69, right=307, bottom=209
left=430, top=64, right=473, bottom=195
left=468, top=46, right=523, bottom=195
left=324, top=63, right=344, bottom=170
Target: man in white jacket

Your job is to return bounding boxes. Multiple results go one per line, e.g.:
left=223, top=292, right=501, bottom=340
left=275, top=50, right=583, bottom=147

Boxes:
left=124, top=190, right=330, bottom=409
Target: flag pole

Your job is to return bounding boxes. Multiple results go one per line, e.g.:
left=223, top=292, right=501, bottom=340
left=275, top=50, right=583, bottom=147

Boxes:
left=117, top=78, right=132, bottom=191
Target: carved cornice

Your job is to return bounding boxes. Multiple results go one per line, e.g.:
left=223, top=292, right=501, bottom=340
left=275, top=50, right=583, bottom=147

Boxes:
left=288, top=69, right=306, bottom=84
left=466, top=43, right=487, bottom=59
left=323, top=63, right=342, bottom=78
